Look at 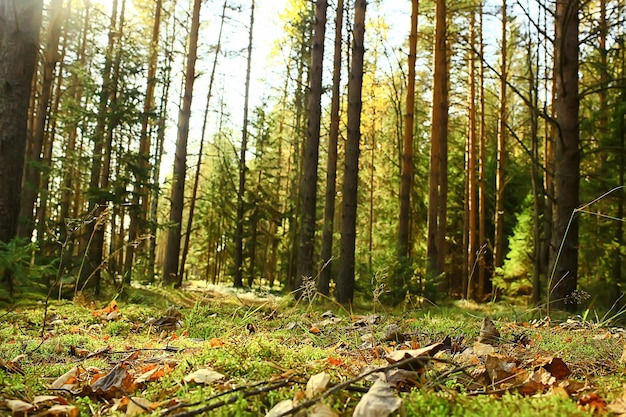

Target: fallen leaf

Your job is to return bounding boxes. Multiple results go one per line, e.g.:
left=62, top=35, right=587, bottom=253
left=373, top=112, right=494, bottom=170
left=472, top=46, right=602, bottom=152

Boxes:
left=32, top=395, right=69, bottom=405
left=385, top=342, right=443, bottom=370
left=608, top=388, right=626, bottom=416
left=306, top=372, right=330, bottom=399
left=183, top=368, right=225, bottom=385
left=472, top=342, right=496, bottom=356
left=41, top=404, right=80, bottom=416
left=50, top=366, right=80, bottom=390
left=578, top=393, right=607, bottom=413
left=265, top=399, right=294, bottom=417
left=6, top=399, right=35, bottom=413
left=484, top=353, right=517, bottom=384
left=327, top=357, right=343, bottom=366
left=309, top=403, right=338, bottom=417
left=91, top=364, right=136, bottom=398
left=209, top=338, right=225, bottom=348
left=352, top=379, right=402, bottom=417
left=126, top=397, right=155, bottom=416
left=477, top=317, right=500, bottom=344
left=535, top=357, right=571, bottom=380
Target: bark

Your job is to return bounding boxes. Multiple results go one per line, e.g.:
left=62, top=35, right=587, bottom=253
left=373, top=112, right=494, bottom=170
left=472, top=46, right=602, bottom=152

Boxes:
left=427, top=0, right=448, bottom=280
left=233, top=0, right=255, bottom=288
left=478, top=5, right=487, bottom=295
left=0, top=0, right=43, bottom=245
left=163, top=0, right=202, bottom=287
left=60, top=3, right=89, bottom=243
left=318, top=0, right=343, bottom=296
left=466, top=9, right=477, bottom=299
left=336, top=0, right=366, bottom=305
left=397, top=0, right=418, bottom=277
left=75, top=0, right=126, bottom=294
left=295, top=0, right=327, bottom=294
left=549, top=0, right=580, bottom=312
left=124, top=0, right=163, bottom=283
left=179, top=0, right=226, bottom=281
left=0, top=0, right=42, bottom=294
left=18, top=0, right=63, bottom=240
left=163, top=0, right=202, bottom=286
left=494, top=0, right=507, bottom=270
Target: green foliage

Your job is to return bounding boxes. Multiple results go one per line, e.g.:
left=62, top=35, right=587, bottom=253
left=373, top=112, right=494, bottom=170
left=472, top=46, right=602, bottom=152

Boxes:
left=495, top=199, right=534, bottom=299
left=0, top=239, right=57, bottom=303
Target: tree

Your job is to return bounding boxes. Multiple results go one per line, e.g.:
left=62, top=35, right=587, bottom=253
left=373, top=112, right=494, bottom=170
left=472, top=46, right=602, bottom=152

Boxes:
left=295, top=0, right=327, bottom=293
left=336, top=0, right=366, bottom=305
left=77, top=0, right=125, bottom=293
left=426, top=0, right=448, bottom=280
left=466, top=6, right=478, bottom=299
left=124, top=0, right=163, bottom=283
left=549, top=0, right=580, bottom=311
left=493, top=0, right=508, bottom=270
left=233, top=0, right=256, bottom=288
left=318, top=0, right=344, bottom=296
left=18, top=0, right=63, bottom=240
left=163, top=0, right=202, bottom=286
left=179, top=0, right=227, bottom=282
left=0, top=0, right=43, bottom=290
left=397, top=0, right=418, bottom=287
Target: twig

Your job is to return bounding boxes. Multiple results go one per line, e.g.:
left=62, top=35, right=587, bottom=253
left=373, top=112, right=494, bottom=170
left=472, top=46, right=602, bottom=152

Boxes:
left=278, top=355, right=459, bottom=417
left=163, top=377, right=294, bottom=417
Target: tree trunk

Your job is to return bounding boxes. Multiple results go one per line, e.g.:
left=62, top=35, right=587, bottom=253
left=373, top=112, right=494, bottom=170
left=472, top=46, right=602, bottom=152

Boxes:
left=318, top=0, right=344, bottom=296
left=295, top=0, right=327, bottom=294
left=233, top=0, right=255, bottom=288
left=478, top=5, right=488, bottom=296
left=397, top=0, right=418, bottom=287
left=18, top=0, right=63, bottom=240
left=0, top=0, right=42, bottom=295
left=493, top=0, right=508, bottom=271
left=179, top=0, right=226, bottom=281
left=163, top=0, right=202, bottom=286
left=0, top=1, right=43, bottom=247
left=466, top=8, right=477, bottom=299
left=549, top=0, right=580, bottom=312
left=427, top=0, right=448, bottom=281
left=60, top=3, right=89, bottom=243
left=124, top=0, right=162, bottom=283
left=336, top=0, right=366, bottom=305
left=78, top=0, right=120, bottom=294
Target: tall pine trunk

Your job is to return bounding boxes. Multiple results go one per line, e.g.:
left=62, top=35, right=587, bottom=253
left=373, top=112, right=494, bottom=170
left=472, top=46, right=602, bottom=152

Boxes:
left=494, top=0, right=508, bottom=271
left=163, top=0, right=202, bottom=286
left=318, top=0, right=344, bottom=296
left=427, top=0, right=448, bottom=282
left=233, top=0, right=256, bottom=288
left=295, top=0, right=327, bottom=293
left=18, top=0, right=63, bottom=240
left=124, top=0, right=163, bottom=283
left=179, top=0, right=227, bottom=281
left=549, top=0, right=580, bottom=312
left=0, top=0, right=43, bottom=292
left=336, top=0, right=366, bottom=305
left=397, top=0, right=418, bottom=293
left=78, top=0, right=121, bottom=294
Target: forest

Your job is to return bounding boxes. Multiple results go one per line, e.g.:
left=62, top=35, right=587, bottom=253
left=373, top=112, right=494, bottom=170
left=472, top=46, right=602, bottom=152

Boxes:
left=0, top=0, right=625, bottom=312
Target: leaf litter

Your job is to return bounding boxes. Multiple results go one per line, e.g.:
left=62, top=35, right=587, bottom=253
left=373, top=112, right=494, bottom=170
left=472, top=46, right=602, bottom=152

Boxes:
left=1, top=295, right=626, bottom=416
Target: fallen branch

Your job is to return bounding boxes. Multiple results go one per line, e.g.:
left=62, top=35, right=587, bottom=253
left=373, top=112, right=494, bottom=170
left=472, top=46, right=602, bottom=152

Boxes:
left=162, top=377, right=295, bottom=417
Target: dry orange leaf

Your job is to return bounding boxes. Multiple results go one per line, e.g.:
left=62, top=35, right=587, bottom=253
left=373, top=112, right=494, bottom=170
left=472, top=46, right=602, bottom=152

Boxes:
left=327, top=357, right=343, bottom=366
left=209, top=338, right=225, bottom=348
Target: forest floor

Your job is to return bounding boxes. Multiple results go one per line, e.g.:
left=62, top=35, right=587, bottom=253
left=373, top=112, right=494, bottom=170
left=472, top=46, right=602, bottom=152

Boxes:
left=1, top=282, right=626, bottom=416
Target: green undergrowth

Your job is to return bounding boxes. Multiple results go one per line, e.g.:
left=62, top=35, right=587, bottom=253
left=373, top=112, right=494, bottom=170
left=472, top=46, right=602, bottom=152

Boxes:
left=1, top=285, right=625, bottom=416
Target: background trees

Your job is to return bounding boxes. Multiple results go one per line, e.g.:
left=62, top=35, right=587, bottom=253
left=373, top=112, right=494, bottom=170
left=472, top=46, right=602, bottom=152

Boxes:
left=3, top=0, right=625, bottom=312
